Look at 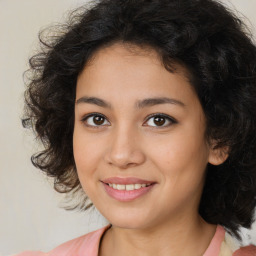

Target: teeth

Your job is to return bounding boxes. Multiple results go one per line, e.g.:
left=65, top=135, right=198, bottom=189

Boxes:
left=108, top=183, right=151, bottom=191
left=126, top=184, right=134, bottom=191
left=134, top=184, right=142, bottom=189
left=116, top=184, right=125, bottom=190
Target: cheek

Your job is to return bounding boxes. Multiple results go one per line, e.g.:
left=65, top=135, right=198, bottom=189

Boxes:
left=73, top=122, right=105, bottom=163
left=151, top=128, right=209, bottom=179
left=73, top=127, right=103, bottom=187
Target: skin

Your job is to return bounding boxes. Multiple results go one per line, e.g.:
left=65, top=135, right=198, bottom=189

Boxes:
left=73, top=42, right=227, bottom=256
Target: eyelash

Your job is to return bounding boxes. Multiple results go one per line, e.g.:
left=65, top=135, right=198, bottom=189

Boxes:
left=80, top=112, right=177, bottom=129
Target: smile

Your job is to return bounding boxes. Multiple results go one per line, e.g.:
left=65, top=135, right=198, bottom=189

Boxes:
left=101, top=177, right=156, bottom=201
left=107, top=183, right=151, bottom=191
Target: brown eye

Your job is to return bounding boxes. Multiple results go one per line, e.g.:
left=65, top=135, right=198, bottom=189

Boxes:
left=81, top=113, right=110, bottom=128
left=144, top=114, right=177, bottom=128
left=153, top=116, right=165, bottom=126
left=93, top=115, right=105, bottom=125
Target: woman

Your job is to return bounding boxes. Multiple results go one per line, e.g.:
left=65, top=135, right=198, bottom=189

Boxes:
left=18, top=0, right=256, bottom=255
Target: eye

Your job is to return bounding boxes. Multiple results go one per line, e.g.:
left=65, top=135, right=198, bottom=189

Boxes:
left=143, top=113, right=177, bottom=128
left=81, top=113, right=110, bottom=128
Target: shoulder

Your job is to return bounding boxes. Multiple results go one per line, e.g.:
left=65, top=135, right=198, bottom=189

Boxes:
left=220, top=228, right=256, bottom=256
left=14, top=225, right=111, bottom=256
left=233, top=245, right=256, bottom=256
left=14, top=252, right=46, bottom=256
left=47, top=225, right=110, bottom=256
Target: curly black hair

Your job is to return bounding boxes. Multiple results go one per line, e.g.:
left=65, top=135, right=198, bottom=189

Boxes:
left=22, top=0, right=256, bottom=239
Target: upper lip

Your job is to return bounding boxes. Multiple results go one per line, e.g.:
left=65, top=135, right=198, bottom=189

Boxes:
left=101, top=177, right=156, bottom=185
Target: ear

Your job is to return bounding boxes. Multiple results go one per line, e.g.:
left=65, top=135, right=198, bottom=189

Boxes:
left=208, top=143, right=229, bottom=166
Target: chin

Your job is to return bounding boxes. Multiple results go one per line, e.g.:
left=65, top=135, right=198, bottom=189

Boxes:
left=111, top=219, right=149, bottom=230
left=101, top=209, right=155, bottom=230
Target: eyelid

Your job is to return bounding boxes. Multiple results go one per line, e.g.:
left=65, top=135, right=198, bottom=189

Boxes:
left=80, top=112, right=177, bottom=128
left=80, top=112, right=110, bottom=128
left=143, top=113, right=177, bottom=128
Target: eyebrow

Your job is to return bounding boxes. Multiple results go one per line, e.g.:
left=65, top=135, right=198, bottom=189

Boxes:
left=76, top=96, right=185, bottom=109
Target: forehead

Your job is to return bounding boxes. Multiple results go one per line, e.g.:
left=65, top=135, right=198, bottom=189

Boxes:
left=89, top=42, right=161, bottom=63
left=85, top=42, right=190, bottom=77
left=76, top=42, right=198, bottom=107
left=81, top=43, right=164, bottom=82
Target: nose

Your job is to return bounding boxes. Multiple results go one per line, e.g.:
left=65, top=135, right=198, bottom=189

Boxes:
left=104, top=125, right=146, bottom=169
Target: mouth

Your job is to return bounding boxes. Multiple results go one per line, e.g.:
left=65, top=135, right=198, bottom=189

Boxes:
left=101, top=177, right=156, bottom=201
left=105, top=183, right=152, bottom=191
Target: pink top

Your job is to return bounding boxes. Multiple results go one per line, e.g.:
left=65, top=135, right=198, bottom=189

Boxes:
left=15, top=225, right=256, bottom=256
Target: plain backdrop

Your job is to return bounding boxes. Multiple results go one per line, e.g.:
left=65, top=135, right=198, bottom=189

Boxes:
left=0, top=0, right=256, bottom=255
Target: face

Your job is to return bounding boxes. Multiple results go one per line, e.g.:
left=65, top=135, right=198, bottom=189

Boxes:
left=73, top=43, right=220, bottom=230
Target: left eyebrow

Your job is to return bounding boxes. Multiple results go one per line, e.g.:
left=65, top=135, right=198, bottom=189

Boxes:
left=76, top=96, right=185, bottom=109
left=136, top=97, right=185, bottom=108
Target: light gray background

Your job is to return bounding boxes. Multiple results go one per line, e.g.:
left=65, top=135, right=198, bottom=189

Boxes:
left=0, top=0, right=255, bottom=255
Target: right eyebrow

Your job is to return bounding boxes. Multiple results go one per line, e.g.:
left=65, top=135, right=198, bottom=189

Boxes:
left=76, top=96, right=111, bottom=108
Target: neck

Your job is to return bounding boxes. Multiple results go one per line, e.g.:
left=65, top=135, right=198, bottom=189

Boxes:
left=99, top=215, right=217, bottom=256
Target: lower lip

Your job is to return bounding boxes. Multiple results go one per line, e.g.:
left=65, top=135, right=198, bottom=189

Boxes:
left=102, top=183, right=155, bottom=202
